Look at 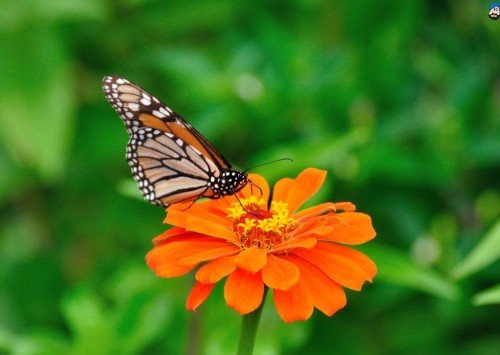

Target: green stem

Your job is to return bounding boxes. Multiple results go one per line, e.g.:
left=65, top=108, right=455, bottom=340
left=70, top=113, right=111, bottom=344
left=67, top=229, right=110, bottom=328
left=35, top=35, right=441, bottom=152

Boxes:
left=236, top=287, right=268, bottom=355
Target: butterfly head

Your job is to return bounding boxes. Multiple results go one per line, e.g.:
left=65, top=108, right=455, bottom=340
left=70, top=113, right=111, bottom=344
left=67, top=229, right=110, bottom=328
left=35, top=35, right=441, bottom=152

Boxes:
left=215, top=169, right=248, bottom=196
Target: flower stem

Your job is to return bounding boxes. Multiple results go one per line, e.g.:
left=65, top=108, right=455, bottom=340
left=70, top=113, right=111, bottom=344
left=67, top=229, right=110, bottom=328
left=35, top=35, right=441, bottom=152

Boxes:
left=236, top=287, right=268, bottom=355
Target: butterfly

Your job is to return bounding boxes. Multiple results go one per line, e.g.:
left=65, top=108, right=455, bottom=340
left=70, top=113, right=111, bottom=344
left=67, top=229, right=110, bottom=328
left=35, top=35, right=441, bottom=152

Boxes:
left=102, top=75, right=248, bottom=208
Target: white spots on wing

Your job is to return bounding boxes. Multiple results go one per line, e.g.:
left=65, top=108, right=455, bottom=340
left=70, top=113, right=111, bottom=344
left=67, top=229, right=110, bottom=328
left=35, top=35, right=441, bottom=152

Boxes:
left=116, top=78, right=125, bottom=84
left=128, top=103, right=140, bottom=111
left=140, top=97, right=151, bottom=106
left=152, top=110, right=165, bottom=118
left=176, top=138, right=184, bottom=147
left=159, top=107, right=170, bottom=116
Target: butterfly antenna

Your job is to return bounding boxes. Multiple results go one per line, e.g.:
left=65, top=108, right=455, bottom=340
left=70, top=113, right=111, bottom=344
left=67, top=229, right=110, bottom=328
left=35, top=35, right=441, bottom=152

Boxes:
left=243, top=158, right=293, bottom=173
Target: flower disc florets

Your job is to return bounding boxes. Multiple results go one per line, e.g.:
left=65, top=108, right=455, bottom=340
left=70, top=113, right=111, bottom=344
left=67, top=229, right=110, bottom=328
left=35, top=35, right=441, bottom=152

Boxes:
left=146, top=168, right=377, bottom=323
left=227, top=196, right=299, bottom=250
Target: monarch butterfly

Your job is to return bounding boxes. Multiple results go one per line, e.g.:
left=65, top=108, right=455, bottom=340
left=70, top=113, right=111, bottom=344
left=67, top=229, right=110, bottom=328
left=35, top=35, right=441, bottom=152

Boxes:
left=102, top=75, right=248, bottom=208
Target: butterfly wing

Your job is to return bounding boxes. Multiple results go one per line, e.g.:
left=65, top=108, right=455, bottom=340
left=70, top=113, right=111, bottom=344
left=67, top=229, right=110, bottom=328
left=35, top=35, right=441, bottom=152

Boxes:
left=102, top=75, right=234, bottom=207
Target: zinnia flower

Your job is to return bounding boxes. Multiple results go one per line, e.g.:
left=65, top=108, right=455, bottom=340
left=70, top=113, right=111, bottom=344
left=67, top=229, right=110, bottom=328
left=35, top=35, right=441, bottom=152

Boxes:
left=146, top=168, right=376, bottom=322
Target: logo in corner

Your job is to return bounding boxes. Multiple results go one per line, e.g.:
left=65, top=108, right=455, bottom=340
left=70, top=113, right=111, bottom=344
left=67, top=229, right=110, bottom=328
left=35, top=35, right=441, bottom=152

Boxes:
left=489, top=2, right=500, bottom=20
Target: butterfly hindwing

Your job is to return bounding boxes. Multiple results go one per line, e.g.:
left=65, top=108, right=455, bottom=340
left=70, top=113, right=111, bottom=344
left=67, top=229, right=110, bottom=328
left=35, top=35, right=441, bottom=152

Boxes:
left=130, top=127, right=220, bottom=206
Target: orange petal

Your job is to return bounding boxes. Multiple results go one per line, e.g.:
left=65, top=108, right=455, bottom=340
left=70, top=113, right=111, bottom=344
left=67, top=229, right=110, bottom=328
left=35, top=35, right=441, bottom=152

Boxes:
left=333, top=202, right=356, bottom=212
left=224, top=269, right=264, bottom=314
left=262, top=254, right=299, bottom=290
left=293, top=244, right=372, bottom=291
left=299, top=226, right=333, bottom=238
left=165, top=204, right=235, bottom=241
left=146, top=248, right=194, bottom=278
left=183, top=216, right=237, bottom=242
left=292, top=216, right=331, bottom=238
left=153, top=231, right=206, bottom=248
left=235, top=246, right=268, bottom=273
left=272, top=177, right=294, bottom=204
left=323, top=212, right=376, bottom=245
left=272, top=236, right=317, bottom=253
left=152, top=227, right=186, bottom=244
left=273, top=282, right=314, bottom=323
left=316, top=243, right=377, bottom=280
left=242, top=173, right=270, bottom=201
left=274, top=168, right=327, bottom=214
left=164, top=201, right=191, bottom=221
left=179, top=245, right=240, bottom=266
left=195, top=255, right=237, bottom=284
left=286, top=254, right=346, bottom=316
left=294, top=215, right=328, bottom=235
left=164, top=205, right=190, bottom=226
left=293, top=202, right=337, bottom=221
left=146, top=236, right=226, bottom=277
left=186, top=282, right=215, bottom=311
left=184, top=203, right=231, bottom=226
left=293, top=202, right=356, bottom=222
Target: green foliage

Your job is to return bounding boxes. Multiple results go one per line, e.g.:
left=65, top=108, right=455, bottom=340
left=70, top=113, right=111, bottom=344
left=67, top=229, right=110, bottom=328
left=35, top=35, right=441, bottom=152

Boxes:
left=0, top=0, right=499, bottom=354
left=452, top=220, right=500, bottom=280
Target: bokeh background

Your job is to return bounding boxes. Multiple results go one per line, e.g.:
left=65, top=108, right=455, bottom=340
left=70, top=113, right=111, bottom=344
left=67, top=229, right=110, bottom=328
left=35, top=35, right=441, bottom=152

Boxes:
left=1, top=0, right=499, bottom=354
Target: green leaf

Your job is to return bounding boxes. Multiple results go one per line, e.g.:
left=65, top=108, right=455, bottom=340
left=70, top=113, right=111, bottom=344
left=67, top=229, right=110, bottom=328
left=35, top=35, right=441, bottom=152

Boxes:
left=116, top=294, right=172, bottom=355
left=451, top=220, right=500, bottom=280
left=472, top=284, right=500, bottom=306
left=61, top=288, right=115, bottom=355
left=0, top=26, right=75, bottom=182
left=361, top=244, right=460, bottom=301
left=0, top=325, right=70, bottom=355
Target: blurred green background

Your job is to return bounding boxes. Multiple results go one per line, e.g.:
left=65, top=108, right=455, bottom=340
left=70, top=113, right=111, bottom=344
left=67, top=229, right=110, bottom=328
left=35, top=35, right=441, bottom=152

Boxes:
left=1, top=0, right=499, bottom=354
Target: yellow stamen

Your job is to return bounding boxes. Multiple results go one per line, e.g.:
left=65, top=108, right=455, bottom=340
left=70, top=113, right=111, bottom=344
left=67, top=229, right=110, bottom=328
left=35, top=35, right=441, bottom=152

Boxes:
left=226, top=197, right=298, bottom=250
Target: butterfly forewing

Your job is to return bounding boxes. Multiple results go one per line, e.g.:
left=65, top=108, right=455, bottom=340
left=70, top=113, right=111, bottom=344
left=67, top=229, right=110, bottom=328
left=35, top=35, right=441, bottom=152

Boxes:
left=102, top=75, right=247, bottom=207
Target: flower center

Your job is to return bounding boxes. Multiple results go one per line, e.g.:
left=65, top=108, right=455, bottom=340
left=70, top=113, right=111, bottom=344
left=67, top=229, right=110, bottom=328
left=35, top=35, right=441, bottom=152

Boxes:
left=226, top=196, right=298, bottom=250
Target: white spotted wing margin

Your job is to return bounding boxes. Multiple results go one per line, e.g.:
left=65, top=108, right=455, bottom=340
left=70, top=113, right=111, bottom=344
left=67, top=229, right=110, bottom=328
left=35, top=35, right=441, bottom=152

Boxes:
left=102, top=75, right=248, bottom=207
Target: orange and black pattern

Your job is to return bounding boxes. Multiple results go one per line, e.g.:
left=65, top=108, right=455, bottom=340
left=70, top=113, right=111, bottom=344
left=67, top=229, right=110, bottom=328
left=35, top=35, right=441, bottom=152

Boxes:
left=103, top=76, right=247, bottom=207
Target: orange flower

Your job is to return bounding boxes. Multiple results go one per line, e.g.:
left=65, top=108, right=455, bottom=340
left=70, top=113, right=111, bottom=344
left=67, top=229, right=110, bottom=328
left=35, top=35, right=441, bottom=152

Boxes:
left=146, top=168, right=376, bottom=323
